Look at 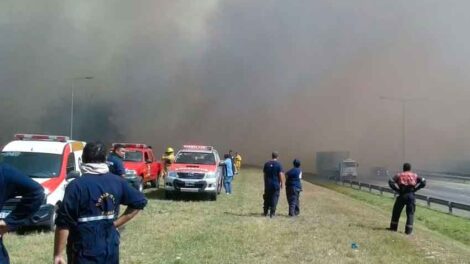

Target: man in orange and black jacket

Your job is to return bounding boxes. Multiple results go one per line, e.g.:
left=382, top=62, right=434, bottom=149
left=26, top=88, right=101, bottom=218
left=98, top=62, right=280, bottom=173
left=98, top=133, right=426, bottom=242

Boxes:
left=388, top=163, right=426, bottom=235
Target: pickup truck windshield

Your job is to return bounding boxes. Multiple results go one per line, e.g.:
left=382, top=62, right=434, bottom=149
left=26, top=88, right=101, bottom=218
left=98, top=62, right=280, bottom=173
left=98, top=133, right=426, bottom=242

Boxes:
left=124, top=151, right=143, bottom=162
left=175, top=152, right=216, bottom=165
left=0, top=151, right=62, bottom=178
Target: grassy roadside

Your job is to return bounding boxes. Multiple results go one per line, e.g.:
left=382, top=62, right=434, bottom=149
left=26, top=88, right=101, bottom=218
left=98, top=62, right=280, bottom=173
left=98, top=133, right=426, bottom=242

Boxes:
left=313, top=180, right=470, bottom=247
left=3, top=168, right=470, bottom=263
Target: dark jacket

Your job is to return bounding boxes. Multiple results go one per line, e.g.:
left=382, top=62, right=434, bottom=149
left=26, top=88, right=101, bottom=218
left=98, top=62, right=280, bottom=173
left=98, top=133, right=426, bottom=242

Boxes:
left=56, top=172, right=147, bottom=264
left=0, top=164, right=44, bottom=264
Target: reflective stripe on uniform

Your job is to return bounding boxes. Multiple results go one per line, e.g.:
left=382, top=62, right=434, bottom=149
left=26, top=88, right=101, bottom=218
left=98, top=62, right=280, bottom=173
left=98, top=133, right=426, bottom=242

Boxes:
left=77, top=215, right=115, bottom=223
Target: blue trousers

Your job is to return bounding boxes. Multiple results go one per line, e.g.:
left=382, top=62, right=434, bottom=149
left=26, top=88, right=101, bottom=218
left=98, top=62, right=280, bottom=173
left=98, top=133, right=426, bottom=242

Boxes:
left=224, top=176, right=233, bottom=194
left=286, top=187, right=300, bottom=216
left=263, top=188, right=280, bottom=217
left=0, top=237, right=10, bottom=264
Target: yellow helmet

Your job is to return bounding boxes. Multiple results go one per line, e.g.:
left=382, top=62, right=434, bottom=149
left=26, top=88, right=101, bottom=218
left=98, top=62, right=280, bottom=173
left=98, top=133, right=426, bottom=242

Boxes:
left=166, top=147, right=174, bottom=153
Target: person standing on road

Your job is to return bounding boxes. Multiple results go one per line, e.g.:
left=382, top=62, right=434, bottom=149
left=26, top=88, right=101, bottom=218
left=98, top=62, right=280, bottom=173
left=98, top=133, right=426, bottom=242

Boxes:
left=53, top=142, right=147, bottom=264
left=388, top=163, right=426, bottom=235
left=220, top=154, right=234, bottom=194
left=285, top=159, right=302, bottom=217
left=107, top=144, right=126, bottom=177
left=263, top=152, right=284, bottom=218
left=234, top=152, right=242, bottom=174
left=0, top=164, right=44, bottom=264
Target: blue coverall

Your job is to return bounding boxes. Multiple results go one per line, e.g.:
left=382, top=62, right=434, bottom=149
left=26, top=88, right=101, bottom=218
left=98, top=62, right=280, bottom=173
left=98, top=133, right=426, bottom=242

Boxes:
left=285, top=167, right=302, bottom=216
left=222, top=158, right=234, bottom=194
left=263, top=160, right=283, bottom=217
left=0, top=164, right=44, bottom=264
left=107, top=153, right=126, bottom=176
left=55, top=172, right=147, bottom=264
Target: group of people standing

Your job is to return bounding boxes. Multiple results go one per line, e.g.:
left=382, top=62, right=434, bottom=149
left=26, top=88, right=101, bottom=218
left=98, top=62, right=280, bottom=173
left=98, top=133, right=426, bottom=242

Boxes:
left=0, top=142, right=147, bottom=264
left=0, top=143, right=427, bottom=264
left=263, top=152, right=303, bottom=218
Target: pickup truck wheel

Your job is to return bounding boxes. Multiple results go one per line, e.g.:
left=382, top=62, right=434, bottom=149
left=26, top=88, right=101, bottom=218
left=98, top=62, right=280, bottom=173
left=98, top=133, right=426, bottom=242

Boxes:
left=217, top=177, right=223, bottom=194
left=47, top=205, right=57, bottom=232
left=165, top=191, right=173, bottom=199
left=209, top=193, right=217, bottom=201
left=135, top=177, right=144, bottom=192
left=150, top=176, right=158, bottom=188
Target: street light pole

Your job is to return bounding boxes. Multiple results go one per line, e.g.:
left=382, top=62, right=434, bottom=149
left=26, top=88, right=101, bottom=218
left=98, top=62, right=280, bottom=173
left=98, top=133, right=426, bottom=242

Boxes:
left=70, top=76, right=94, bottom=140
left=379, top=96, right=424, bottom=163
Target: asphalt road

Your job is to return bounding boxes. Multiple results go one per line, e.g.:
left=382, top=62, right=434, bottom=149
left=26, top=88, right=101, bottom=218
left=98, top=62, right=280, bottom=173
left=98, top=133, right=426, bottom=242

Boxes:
left=304, top=173, right=470, bottom=205
left=359, top=177, right=470, bottom=205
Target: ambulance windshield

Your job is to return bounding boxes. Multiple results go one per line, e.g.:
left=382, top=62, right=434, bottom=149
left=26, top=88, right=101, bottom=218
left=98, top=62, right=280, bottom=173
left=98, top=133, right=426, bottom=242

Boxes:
left=175, top=152, right=216, bottom=165
left=124, top=151, right=143, bottom=162
left=0, top=151, right=62, bottom=178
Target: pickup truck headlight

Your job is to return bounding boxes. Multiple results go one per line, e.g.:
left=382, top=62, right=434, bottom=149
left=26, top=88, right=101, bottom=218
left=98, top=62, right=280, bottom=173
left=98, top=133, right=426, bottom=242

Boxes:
left=125, top=169, right=137, bottom=175
left=168, top=171, right=178, bottom=178
left=205, top=172, right=216, bottom=179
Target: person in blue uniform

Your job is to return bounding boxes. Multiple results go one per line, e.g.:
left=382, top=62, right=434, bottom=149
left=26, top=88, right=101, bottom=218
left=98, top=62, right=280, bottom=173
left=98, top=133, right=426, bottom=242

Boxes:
left=388, top=163, right=426, bottom=235
left=285, top=159, right=302, bottom=217
left=220, top=154, right=234, bottom=194
left=0, top=164, right=44, bottom=264
left=53, top=142, right=147, bottom=264
left=263, top=152, right=284, bottom=218
left=107, top=144, right=126, bottom=177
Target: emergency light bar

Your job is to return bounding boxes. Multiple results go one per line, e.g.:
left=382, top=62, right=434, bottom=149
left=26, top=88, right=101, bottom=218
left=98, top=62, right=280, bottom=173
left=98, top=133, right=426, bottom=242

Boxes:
left=182, top=145, right=213, bottom=151
left=15, top=134, right=69, bottom=142
left=113, top=143, right=148, bottom=149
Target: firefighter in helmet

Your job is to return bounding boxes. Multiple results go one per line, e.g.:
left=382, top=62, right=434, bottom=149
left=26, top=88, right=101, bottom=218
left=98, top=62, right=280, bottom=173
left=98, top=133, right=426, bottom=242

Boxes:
left=160, top=147, right=175, bottom=187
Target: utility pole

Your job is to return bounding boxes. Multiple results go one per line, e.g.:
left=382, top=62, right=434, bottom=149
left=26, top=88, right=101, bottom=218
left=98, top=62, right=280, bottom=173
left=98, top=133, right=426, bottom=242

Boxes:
left=379, top=96, right=425, bottom=163
left=70, top=76, right=94, bottom=139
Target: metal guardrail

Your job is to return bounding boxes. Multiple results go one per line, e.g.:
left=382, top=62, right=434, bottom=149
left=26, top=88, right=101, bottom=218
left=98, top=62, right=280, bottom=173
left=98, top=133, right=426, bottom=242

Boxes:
left=336, top=179, right=470, bottom=215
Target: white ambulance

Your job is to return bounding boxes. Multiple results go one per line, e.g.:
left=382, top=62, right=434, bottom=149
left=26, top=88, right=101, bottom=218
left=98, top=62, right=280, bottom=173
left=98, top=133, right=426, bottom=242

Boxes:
left=0, top=134, right=85, bottom=231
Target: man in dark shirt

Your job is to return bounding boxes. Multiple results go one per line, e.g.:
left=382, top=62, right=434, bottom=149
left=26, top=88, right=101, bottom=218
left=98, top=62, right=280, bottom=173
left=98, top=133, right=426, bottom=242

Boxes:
left=53, top=142, right=147, bottom=264
left=107, top=144, right=126, bottom=177
left=0, top=164, right=44, bottom=264
left=262, top=152, right=284, bottom=218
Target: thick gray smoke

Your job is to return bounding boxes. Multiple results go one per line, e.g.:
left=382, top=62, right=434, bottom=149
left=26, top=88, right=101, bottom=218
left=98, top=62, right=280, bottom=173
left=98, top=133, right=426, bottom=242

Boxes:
left=2, top=0, right=470, bottom=173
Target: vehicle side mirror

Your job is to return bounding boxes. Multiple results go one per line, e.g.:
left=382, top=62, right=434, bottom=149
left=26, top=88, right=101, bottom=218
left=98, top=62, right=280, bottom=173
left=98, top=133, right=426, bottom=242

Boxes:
left=66, top=170, right=80, bottom=180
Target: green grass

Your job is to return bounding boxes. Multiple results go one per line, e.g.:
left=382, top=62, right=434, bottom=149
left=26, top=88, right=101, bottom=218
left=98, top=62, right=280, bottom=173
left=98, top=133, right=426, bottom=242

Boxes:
left=315, top=181, right=470, bottom=247
left=4, top=168, right=470, bottom=263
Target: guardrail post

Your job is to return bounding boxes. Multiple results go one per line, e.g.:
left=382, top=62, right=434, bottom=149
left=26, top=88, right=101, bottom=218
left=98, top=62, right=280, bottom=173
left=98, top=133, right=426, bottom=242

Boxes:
left=426, top=197, right=430, bottom=207
left=449, top=202, right=453, bottom=214
left=380, top=187, right=383, bottom=195
left=369, top=185, right=372, bottom=192
left=350, top=181, right=353, bottom=188
left=358, top=182, right=361, bottom=190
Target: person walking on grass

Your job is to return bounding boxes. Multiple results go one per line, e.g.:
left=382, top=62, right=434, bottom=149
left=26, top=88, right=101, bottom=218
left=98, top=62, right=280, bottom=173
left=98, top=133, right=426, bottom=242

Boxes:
left=285, top=159, right=302, bottom=217
left=263, top=151, right=284, bottom=218
left=388, top=163, right=426, bottom=235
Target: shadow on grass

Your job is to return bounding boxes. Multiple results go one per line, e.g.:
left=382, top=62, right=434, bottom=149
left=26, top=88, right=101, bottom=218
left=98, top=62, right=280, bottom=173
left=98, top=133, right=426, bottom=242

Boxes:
left=15, top=226, right=53, bottom=236
left=223, top=211, right=291, bottom=218
left=144, top=188, right=215, bottom=202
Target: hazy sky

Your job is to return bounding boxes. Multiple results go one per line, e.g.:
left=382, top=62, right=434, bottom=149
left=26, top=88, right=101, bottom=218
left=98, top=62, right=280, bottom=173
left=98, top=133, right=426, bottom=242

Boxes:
left=2, top=0, right=470, bottom=173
